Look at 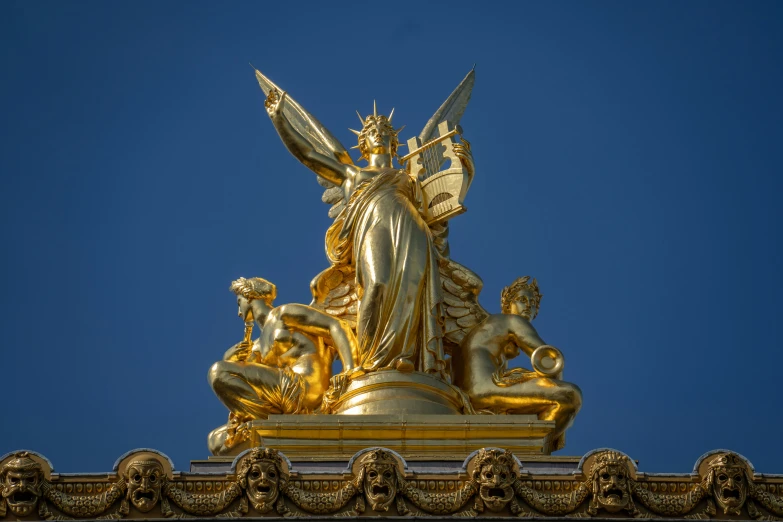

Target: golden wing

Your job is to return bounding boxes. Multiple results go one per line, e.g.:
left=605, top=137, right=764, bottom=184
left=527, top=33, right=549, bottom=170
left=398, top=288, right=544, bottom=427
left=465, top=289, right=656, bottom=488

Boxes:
left=309, top=265, right=359, bottom=330
left=438, top=257, right=489, bottom=345
left=412, top=68, right=475, bottom=256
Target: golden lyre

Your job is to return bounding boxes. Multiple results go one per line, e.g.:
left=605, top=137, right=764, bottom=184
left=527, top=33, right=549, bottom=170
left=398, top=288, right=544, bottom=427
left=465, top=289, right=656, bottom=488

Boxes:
left=402, top=122, right=471, bottom=225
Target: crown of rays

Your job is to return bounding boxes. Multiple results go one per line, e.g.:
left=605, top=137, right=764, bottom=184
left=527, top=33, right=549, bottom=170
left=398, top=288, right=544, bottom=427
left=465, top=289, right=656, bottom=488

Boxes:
left=348, top=101, right=406, bottom=150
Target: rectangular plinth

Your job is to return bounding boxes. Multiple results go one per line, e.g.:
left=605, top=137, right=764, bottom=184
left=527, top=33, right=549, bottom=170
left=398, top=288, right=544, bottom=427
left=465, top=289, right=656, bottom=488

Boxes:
left=247, top=414, right=557, bottom=459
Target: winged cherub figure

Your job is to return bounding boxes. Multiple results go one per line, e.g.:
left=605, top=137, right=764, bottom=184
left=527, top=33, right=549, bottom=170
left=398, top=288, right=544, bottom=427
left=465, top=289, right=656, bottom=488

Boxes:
left=259, top=71, right=476, bottom=379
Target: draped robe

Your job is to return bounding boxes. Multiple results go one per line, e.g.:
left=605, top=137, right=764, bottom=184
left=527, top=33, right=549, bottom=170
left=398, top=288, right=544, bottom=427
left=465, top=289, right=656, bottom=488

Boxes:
left=324, top=170, right=446, bottom=378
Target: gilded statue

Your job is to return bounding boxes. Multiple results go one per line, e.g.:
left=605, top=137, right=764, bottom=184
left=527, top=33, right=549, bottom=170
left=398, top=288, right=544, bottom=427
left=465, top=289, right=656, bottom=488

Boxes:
left=205, top=68, right=582, bottom=454
left=208, top=277, right=355, bottom=454
left=264, top=90, right=467, bottom=377
left=452, top=276, right=582, bottom=449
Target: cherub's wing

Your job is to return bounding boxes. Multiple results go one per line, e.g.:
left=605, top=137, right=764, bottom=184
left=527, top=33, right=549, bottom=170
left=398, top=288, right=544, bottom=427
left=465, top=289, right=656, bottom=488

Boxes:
left=413, top=69, right=475, bottom=257
left=254, top=69, right=350, bottom=218
left=438, top=257, right=489, bottom=345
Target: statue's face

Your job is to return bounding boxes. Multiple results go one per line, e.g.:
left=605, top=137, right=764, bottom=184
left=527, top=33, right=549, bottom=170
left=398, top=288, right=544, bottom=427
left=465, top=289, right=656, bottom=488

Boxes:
left=510, top=289, right=537, bottom=319
left=2, top=469, right=42, bottom=516
left=712, top=465, right=747, bottom=515
left=126, top=461, right=163, bottom=513
left=363, top=463, right=396, bottom=511
left=363, top=124, right=393, bottom=156
left=246, top=461, right=279, bottom=512
left=237, top=296, right=253, bottom=322
left=593, top=463, right=631, bottom=513
left=475, top=459, right=516, bottom=512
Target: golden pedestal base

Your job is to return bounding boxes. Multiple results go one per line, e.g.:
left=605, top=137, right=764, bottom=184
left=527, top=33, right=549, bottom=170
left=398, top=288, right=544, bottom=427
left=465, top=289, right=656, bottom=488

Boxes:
left=215, top=371, right=559, bottom=459
left=244, top=413, right=557, bottom=459
left=331, top=370, right=464, bottom=415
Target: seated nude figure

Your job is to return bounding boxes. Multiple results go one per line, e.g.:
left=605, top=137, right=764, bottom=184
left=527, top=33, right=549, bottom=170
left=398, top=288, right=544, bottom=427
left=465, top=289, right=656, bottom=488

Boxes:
left=452, top=277, right=582, bottom=450
left=208, top=276, right=358, bottom=455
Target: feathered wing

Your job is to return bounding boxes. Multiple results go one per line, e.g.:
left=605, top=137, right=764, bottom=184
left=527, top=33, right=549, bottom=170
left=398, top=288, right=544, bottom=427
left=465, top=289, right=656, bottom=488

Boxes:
left=254, top=68, right=351, bottom=218
left=309, top=264, right=359, bottom=329
left=418, top=68, right=475, bottom=144
left=438, top=257, right=489, bottom=346
left=417, top=70, right=488, bottom=345
left=413, top=68, right=475, bottom=258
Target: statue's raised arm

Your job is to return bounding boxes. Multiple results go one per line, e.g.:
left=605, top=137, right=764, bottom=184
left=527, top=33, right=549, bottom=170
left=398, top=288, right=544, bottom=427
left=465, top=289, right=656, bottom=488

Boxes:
left=264, top=88, right=355, bottom=186
left=255, top=69, right=358, bottom=188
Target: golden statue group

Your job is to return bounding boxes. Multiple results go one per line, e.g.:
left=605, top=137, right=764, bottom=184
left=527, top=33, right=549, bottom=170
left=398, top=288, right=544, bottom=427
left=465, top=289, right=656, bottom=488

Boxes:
left=207, top=69, right=582, bottom=456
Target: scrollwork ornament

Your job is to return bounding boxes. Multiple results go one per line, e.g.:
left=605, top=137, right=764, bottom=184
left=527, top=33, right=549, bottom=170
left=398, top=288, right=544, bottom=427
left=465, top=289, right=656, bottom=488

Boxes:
left=163, top=480, right=243, bottom=517
left=749, top=482, right=783, bottom=519
left=397, top=471, right=478, bottom=515
left=280, top=471, right=361, bottom=515
left=512, top=479, right=590, bottom=516
left=41, top=478, right=126, bottom=518
left=632, top=480, right=709, bottom=517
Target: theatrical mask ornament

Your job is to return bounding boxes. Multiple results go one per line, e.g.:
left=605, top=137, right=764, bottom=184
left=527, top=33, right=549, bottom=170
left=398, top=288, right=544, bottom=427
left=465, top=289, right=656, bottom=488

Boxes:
left=589, top=451, right=634, bottom=514
left=125, top=460, right=164, bottom=513
left=473, top=449, right=516, bottom=512
left=361, top=451, right=399, bottom=512
left=707, top=454, right=748, bottom=515
left=239, top=449, right=284, bottom=513
left=1, top=452, right=43, bottom=517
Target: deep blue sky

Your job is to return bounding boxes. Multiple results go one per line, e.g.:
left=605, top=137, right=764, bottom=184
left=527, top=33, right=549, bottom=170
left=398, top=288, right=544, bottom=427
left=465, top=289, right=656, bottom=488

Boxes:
left=2, top=1, right=781, bottom=474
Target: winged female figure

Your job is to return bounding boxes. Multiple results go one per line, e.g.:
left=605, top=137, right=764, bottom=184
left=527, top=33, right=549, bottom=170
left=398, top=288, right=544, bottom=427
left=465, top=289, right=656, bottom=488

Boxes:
left=256, top=70, right=477, bottom=380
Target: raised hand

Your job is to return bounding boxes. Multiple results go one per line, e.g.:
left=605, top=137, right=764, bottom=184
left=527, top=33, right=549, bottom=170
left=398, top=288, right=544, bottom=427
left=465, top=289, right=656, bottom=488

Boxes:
left=453, top=136, right=474, bottom=179
left=264, top=88, right=287, bottom=121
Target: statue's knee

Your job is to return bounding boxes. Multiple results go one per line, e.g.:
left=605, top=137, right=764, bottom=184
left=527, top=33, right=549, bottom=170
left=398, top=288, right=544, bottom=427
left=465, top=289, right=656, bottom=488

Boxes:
left=559, top=382, right=583, bottom=413
left=208, top=361, right=228, bottom=387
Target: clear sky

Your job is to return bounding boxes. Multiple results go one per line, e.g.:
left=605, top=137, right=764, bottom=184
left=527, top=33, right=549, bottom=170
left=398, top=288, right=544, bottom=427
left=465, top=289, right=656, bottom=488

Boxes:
left=1, top=1, right=781, bottom=474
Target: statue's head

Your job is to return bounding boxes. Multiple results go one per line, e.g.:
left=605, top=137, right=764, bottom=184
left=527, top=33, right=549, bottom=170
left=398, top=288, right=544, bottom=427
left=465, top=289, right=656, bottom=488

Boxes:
left=704, top=453, right=749, bottom=515
left=500, top=276, right=542, bottom=320
left=359, top=449, right=399, bottom=512
left=472, top=449, right=517, bottom=512
left=588, top=450, right=634, bottom=514
left=237, top=448, right=285, bottom=514
left=1, top=452, right=43, bottom=517
left=124, top=459, right=164, bottom=513
left=350, top=103, right=404, bottom=160
left=229, top=277, right=276, bottom=322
